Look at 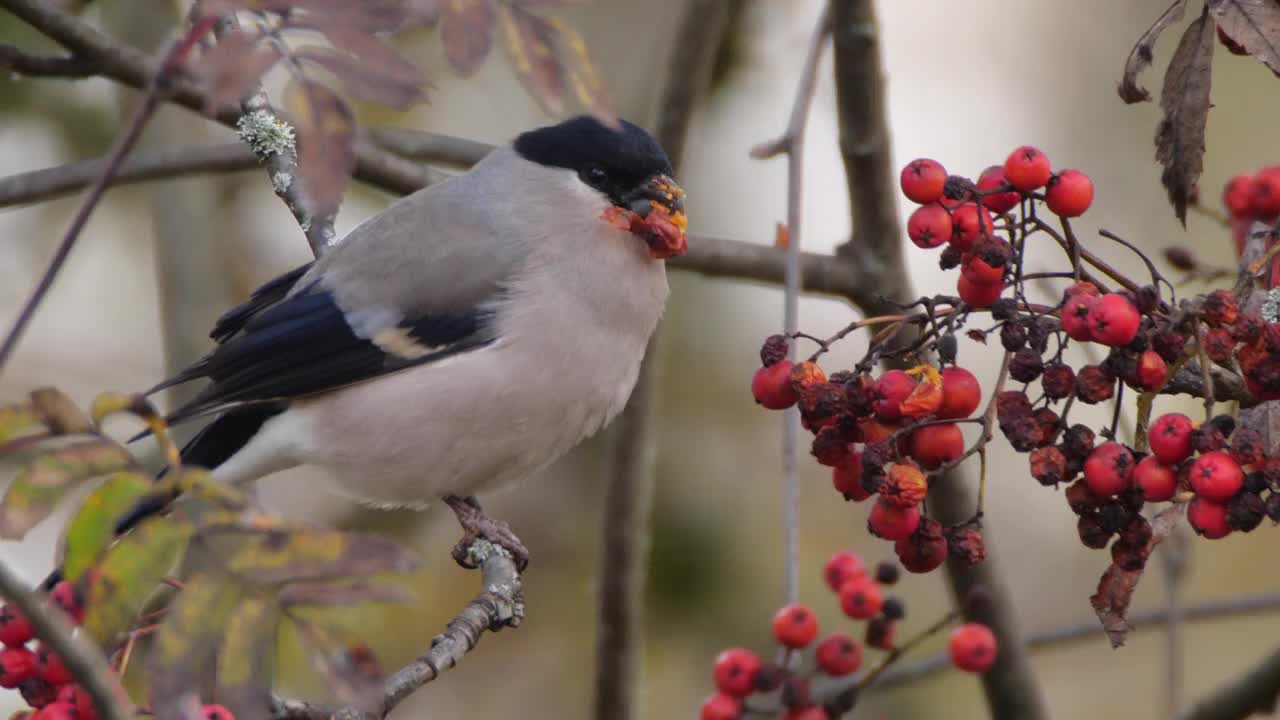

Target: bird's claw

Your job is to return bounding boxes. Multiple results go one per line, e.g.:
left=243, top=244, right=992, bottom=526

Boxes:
left=444, top=495, right=530, bottom=572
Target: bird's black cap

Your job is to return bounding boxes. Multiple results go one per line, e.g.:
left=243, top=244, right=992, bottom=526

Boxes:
left=514, top=116, right=674, bottom=207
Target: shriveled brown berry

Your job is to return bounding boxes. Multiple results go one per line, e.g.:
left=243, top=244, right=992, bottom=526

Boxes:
left=882, top=462, right=929, bottom=508
left=1000, top=322, right=1028, bottom=352
left=761, top=334, right=790, bottom=367
left=1041, top=363, right=1076, bottom=400
left=1097, top=500, right=1136, bottom=534
left=1164, top=246, right=1197, bottom=271
left=894, top=517, right=947, bottom=573
left=1203, top=289, right=1240, bottom=327
left=865, top=616, right=896, bottom=651
left=1231, top=427, right=1266, bottom=468
left=1110, top=538, right=1147, bottom=571
left=947, top=526, right=987, bottom=566
left=1227, top=491, right=1266, bottom=532
left=1075, top=365, right=1115, bottom=404
left=1031, top=408, right=1063, bottom=446
left=1266, top=492, right=1280, bottom=523
left=1030, top=446, right=1068, bottom=486
left=1062, top=424, right=1097, bottom=460
left=799, top=382, right=846, bottom=430
left=1002, top=414, right=1041, bottom=452
left=939, top=245, right=963, bottom=270
left=1203, top=327, right=1236, bottom=364
left=1135, top=285, right=1161, bottom=314
left=1120, top=515, right=1154, bottom=547
left=1151, top=330, right=1188, bottom=363
left=1192, top=424, right=1228, bottom=454
left=1077, top=513, right=1112, bottom=549
left=811, top=426, right=853, bottom=467
left=875, top=562, right=900, bottom=585
left=790, top=361, right=828, bottom=393
left=1009, top=348, right=1044, bottom=383
left=995, top=390, right=1033, bottom=424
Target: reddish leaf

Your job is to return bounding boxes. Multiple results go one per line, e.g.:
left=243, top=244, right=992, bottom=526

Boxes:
left=283, top=79, right=356, bottom=218
left=1155, top=7, right=1215, bottom=225
left=1207, top=0, right=1280, bottom=73
left=497, top=5, right=564, bottom=114
left=1119, top=0, right=1190, bottom=103
left=294, top=46, right=424, bottom=109
left=191, top=30, right=281, bottom=112
left=442, top=0, right=497, bottom=76
left=1090, top=505, right=1184, bottom=648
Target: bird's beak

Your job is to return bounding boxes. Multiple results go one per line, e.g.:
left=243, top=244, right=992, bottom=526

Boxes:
left=614, top=174, right=688, bottom=259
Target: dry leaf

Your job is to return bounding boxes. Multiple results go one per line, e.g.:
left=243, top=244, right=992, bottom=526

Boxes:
left=294, top=46, right=424, bottom=109
left=148, top=574, right=244, bottom=720
left=1119, top=0, right=1190, bottom=103
left=283, top=79, right=356, bottom=218
left=292, top=620, right=385, bottom=711
left=279, top=581, right=413, bottom=607
left=1155, top=7, right=1215, bottom=225
left=191, top=30, right=282, bottom=112
left=1207, top=0, right=1280, bottom=73
left=1089, top=504, right=1184, bottom=648
left=30, top=387, right=92, bottom=435
left=216, top=596, right=278, bottom=720
left=498, top=4, right=564, bottom=114
left=442, top=0, right=497, bottom=76
left=548, top=17, right=614, bottom=124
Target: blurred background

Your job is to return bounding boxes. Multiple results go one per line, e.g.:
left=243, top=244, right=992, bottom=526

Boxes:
left=3, top=0, right=1280, bottom=718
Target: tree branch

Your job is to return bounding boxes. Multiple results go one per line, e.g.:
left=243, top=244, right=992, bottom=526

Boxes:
left=871, top=591, right=1280, bottom=692
left=1177, top=646, right=1280, bottom=720
left=593, top=3, right=732, bottom=719
left=0, top=559, right=131, bottom=720
left=0, top=42, right=95, bottom=77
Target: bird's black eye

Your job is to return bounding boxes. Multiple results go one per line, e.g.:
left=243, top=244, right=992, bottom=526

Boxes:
left=584, top=166, right=609, bottom=188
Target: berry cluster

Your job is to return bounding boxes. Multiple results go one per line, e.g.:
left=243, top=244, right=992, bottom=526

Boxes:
left=751, top=340, right=988, bottom=572
left=0, top=583, right=233, bottom=720
left=701, top=552, right=997, bottom=720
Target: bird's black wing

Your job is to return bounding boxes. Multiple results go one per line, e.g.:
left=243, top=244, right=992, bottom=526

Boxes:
left=153, top=266, right=498, bottom=427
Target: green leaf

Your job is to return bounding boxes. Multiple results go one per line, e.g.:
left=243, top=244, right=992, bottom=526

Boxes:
left=291, top=618, right=384, bottom=711
left=148, top=573, right=244, bottom=720
left=82, top=517, right=190, bottom=646
left=61, top=472, right=152, bottom=581
left=226, top=528, right=420, bottom=584
left=216, top=594, right=278, bottom=720
left=0, top=439, right=134, bottom=539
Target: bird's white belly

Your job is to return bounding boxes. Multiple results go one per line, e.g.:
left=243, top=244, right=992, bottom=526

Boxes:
left=288, top=336, right=642, bottom=508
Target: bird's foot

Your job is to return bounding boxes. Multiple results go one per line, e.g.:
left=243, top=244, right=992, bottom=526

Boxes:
left=443, top=495, right=530, bottom=572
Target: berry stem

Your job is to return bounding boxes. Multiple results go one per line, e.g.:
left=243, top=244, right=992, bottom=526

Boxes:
left=1193, top=324, right=1217, bottom=421
left=853, top=609, right=961, bottom=691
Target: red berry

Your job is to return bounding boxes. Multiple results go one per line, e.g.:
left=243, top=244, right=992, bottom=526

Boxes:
left=1190, top=450, right=1244, bottom=502
left=0, top=646, right=36, bottom=689
left=34, top=644, right=71, bottom=688
left=0, top=605, right=33, bottom=648
left=910, top=423, right=964, bottom=469
left=815, top=633, right=863, bottom=676
left=977, top=165, right=1019, bottom=214
left=957, top=273, right=1003, bottom=308
left=1003, top=146, right=1051, bottom=191
left=894, top=527, right=948, bottom=573
left=700, top=693, right=741, bottom=720
left=713, top=647, right=760, bottom=698
left=1044, top=169, right=1094, bottom=217
left=907, top=204, right=952, bottom=249
left=1060, top=285, right=1100, bottom=342
left=867, top=499, right=920, bottom=541
left=771, top=604, right=819, bottom=649
left=1223, top=173, right=1257, bottom=219
left=961, top=253, right=1004, bottom=286
left=873, top=370, right=915, bottom=421
left=55, top=685, right=95, bottom=720
left=1128, top=350, right=1168, bottom=392
left=838, top=577, right=883, bottom=620
left=900, top=159, right=947, bottom=205
left=1134, top=456, right=1177, bottom=502
left=949, top=623, right=999, bottom=673
left=1088, top=293, right=1140, bottom=347
left=752, top=360, right=797, bottom=410
left=1149, top=413, right=1194, bottom=465
left=1253, top=166, right=1280, bottom=219
left=201, top=706, right=235, bottom=720
left=1084, top=442, right=1136, bottom=497
left=32, top=703, right=75, bottom=720
left=832, top=453, right=870, bottom=501
left=49, top=582, right=83, bottom=626
left=948, top=203, right=994, bottom=251
left=1188, top=497, right=1232, bottom=539
left=823, top=550, right=867, bottom=592
left=938, top=368, right=981, bottom=419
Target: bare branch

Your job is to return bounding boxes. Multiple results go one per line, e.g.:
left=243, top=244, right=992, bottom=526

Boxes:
left=368, top=128, right=493, bottom=169
left=0, top=142, right=256, bottom=209
left=871, top=591, right=1280, bottom=692
left=0, top=559, right=132, bottom=720
left=1178, top=646, right=1280, bottom=720
left=0, top=42, right=94, bottom=77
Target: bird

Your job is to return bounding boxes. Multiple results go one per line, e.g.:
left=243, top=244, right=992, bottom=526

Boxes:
left=121, top=115, right=687, bottom=570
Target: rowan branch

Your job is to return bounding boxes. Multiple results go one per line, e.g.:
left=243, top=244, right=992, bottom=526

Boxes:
left=0, top=42, right=95, bottom=77
left=0, top=559, right=131, bottom=720
left=1177, top=646, right=1280, bottom=720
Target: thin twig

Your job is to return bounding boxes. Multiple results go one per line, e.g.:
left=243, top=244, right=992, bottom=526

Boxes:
left=1177, top=645, right=1280, bottom=720
left=750, top=0, right=832, bottom=609
left=0, top=559, right=132, bottom=720
left=0, top=42, right=95, bottom=76
left=0, top=15, right=216, bottom=377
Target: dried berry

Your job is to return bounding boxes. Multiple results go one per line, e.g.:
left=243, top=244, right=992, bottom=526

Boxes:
left=1077, top=513, right=1111, bottom=549
left=1231, top=427, right=1266, bottom=468
left=1001, top=414, right=1041, bottom=453
left=760, top=334, right=790, bottom=367
left=1075, top=365, right=1115, bottom=404
left=1065, top=480, right=1103, bottom=514
left=882, top=461, right=930, bottom=506
left=1203, top=327, right=1236, bottom=364
left=1192, top=424, right=1228, bottom=455
left=1233, top=313, right=1265, bottom=344
left=939, top=245, right=963, bottom=270
left=1203, top=289, right=1240, bottom=327
left=874, top=562, right=901, bottom=585
left=1041, top=362, right=1075, bottom=400
left=1110, top=538, right=1147, bottom=572
left=1062, top=424, right=1097, bottom=461
left=882, top=596, right=906, bottom=620
left=865, top=617, right=896, bottom=651
left=1227, top=492, right=1266, bottom=532
left=1000, top=322, right=1028, bottom=352
left=1151, top=329, right=1188, bottom=363
left=893, top=518, right=947, bottom=573
left=1009, top=348, right=1044, bottom=383
left=1030, top=446, right=1068, bottom=487
left=947, top=526, right=987, bottom=566
left=995, top=390, right=1033, bottom=425
left=1031, top=408, right=1062, bottom=446
left=990, top=297, right=1018, bottom=320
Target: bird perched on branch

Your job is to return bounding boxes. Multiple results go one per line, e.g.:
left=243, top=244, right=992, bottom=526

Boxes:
left=127, top=116, right=688, bottom=570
